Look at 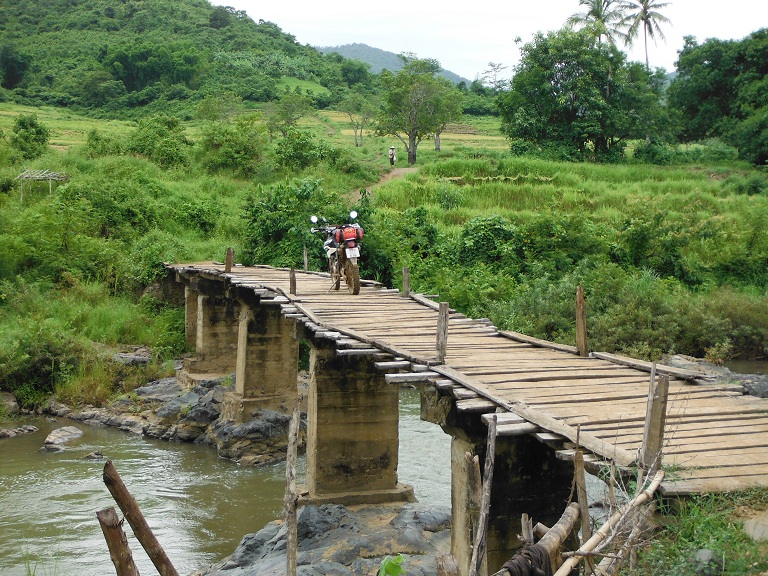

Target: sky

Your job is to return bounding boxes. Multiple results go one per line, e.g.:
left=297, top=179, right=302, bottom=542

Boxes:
left=212, top=0, right=767, bottom=81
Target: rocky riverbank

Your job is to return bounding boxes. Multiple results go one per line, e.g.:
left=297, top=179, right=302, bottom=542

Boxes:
left=193, top=503, right=451, bottom=576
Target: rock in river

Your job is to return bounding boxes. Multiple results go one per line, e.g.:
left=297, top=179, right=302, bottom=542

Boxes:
left=43, top=425, right=83, bottom=451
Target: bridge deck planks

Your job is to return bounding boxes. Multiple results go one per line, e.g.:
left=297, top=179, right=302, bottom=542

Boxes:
left=172, top=263, right=768, bottom=496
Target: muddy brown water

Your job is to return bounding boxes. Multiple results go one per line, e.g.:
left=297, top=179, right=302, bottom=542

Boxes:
left=0, top=389, right=450, bottom=576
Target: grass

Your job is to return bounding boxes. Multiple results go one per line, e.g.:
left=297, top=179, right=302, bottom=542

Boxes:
left=635, top=491, right=768, bottom=575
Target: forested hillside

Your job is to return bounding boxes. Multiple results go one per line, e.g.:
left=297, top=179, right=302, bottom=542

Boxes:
left=0, top=0, right=360, bottom=116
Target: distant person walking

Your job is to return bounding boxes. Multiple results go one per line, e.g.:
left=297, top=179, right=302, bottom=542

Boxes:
left=388, top=146, right=396, bottom=166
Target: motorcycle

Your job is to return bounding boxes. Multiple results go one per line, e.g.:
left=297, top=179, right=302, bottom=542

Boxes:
left=310, top=211, right=363, bottom=295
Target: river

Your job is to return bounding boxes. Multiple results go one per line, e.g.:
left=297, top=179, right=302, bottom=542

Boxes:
left=0, top=389, right=451, bottom=576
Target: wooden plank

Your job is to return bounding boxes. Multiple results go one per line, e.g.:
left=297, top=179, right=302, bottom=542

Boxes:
left=497, top=422, right=541, bottom=436
left=374, top=361, right=412, bottom=370
left=590, top=352, right=707, bottom=380
left=456, top=398, right=497, bottom=412
left=384, top=372, right=439, bottom=383
left=661, top=474, right=768, bottom=496
left=481, top=413, right=526, bottom=425
left=433, top=366, right=637, bottom=466
left=498, top=330, right=579, bottom=354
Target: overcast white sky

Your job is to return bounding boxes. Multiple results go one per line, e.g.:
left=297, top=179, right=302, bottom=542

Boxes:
left=213, top=1, right=767, bottom=81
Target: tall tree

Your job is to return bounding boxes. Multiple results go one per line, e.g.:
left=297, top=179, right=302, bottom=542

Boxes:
left=497, top=27, right=666, bottom=160
left=264, top=92, right=314, bottom=138
left=566, top=0, right=628, bottom=46
left=376, top=56, right=463, bottom=164
left=620, top=0, right=671, bottom=68
left=338, top=90, right=378, bottom=147
left=376, top=54, right=461, bottom=164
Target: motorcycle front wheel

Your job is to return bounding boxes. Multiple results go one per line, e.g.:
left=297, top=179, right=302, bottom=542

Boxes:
left=344, top=260, right=360, bottom=295
left=329, top=253, right=341, bottom=290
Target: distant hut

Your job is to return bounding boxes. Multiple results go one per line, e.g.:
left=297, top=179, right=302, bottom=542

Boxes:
left=15, top=169, right=69, bottom=202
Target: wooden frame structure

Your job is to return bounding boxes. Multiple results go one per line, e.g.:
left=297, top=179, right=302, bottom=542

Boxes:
left=15, top=169, right=69, bottom=202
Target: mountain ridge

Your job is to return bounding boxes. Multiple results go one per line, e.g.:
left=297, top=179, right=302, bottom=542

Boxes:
left=316, top=42, right=470, bottom=85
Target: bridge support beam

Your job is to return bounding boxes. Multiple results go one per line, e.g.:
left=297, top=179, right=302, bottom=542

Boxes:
left=220, top=305, right=299, bottom=422
left=300, top=346, right=415, bottom=506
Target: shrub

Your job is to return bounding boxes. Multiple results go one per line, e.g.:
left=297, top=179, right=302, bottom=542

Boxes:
left=274, top=128, right=331, bottom=170
left=9, top=113, right=50, bottom=159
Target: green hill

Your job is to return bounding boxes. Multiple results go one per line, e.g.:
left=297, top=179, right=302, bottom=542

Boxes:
left=0, top=0, right=352, bottom=117
left=316, top=43, right=469, bottom=84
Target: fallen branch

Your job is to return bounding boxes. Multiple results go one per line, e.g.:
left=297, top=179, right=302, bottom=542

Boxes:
left=552, top=470, right=664, bottom=576
left=491, top=503, right=580, bottom=576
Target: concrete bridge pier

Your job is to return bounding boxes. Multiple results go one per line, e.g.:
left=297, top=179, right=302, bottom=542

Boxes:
left=179, top=279, right=240, bottom=384
left=422, top=387, right=574, bottom=575
left=220, top=302, right=300, bottom=422
left=300, top=341, right=415, bottom=506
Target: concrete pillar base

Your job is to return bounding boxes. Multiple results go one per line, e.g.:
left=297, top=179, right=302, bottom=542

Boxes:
left=220, top=392, right=292, bottom=423
left=297, top=483, right=417, bottom=507
left=176, top=364, right=233, bottom=389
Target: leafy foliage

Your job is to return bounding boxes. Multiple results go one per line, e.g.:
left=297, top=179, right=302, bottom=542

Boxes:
left=377, top=56, right=464, bottom=164
left=497, top=27, right=667, bottom=161
left=9, top=113, right=50, bottom=159
left=668, top=29, right=768, bottom=165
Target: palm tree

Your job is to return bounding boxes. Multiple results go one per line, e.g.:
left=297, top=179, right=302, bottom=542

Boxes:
left=566, top=0, right=628, bottom=46
left=621, top=0, right=672, bottom=68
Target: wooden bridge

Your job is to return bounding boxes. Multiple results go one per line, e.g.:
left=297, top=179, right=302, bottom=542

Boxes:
left=168, top=261, right=768, bottom=573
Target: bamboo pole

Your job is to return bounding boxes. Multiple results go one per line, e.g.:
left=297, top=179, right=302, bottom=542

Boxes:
left=402, top=267, right=410, bottom=298
left=285, top=395, right=302, bottom=576
left=469, top=415, right=497, bottom=576
left=102, top=460, right=179, bottom=576
left=96, top=506, right=140, bottom=576
left=552, top=471, right=665, bottom=576
left=303, top=246, right=308, bottom=272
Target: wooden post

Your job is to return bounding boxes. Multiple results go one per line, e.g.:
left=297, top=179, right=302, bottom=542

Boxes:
left=102, top=460, right=179, bottom=576
left=289, top=268, right=297, bottom=296
left=469, top=415, right=497, bottom=576
left=639, top=371, right=669, bottom=485
left=573, top=451, right=593, bottom=575
left=303, top=246, right=308, bottom=272
left=521, top=513, right=534, bottom=546
left=96, top=507, right=140, bottom=576
left=437, top=555, right=461, bottom=576
left=225, top=247, right=234, bottom=273
left=402, top=267, right=411, bottom=297
left=285, top=395, right=301, bottom=576
left=436, top=301, right=449, bottom=363
left=576, top=286, right=588, bottom=356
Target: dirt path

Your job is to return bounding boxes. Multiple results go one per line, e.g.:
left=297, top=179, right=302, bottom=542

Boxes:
left=374, top=166, right=418, bottom=187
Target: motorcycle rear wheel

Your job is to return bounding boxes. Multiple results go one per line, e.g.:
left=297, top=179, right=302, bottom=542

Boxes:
left=345, top=261, right=360, bottom=295
left=329, top=253, right=341, bottom=290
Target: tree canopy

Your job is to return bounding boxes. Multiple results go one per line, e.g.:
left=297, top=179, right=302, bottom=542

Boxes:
left=376, top=57, right=464, bottom=164
left=668, top=29, right=768, bottom=164
left=497, top=27, right=667, bottom=161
